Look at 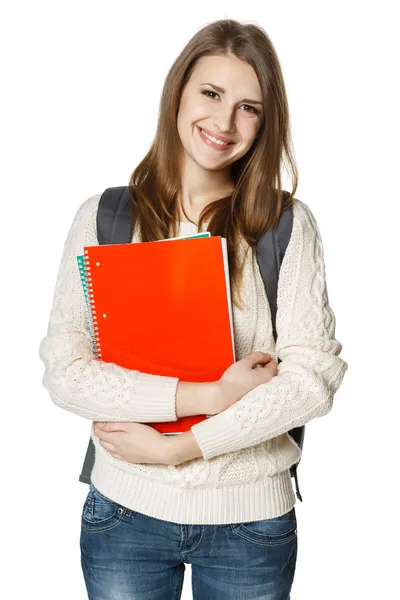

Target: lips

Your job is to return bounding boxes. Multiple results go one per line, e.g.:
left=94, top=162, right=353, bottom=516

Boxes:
left=197, top=125, right=235, bottom=145
left=196, top=125, right=235, bottom=150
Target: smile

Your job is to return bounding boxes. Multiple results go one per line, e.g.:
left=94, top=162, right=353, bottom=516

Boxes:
left=197, top=126, right=235, bottom=151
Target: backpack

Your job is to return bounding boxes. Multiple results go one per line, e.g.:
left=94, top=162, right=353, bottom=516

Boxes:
left=78, top=186, right=304, bottom=502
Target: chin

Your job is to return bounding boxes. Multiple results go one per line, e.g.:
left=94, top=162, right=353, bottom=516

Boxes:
left=194, top=155, right=233, bottom=172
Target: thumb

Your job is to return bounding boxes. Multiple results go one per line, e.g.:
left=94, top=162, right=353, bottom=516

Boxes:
left=246, top=351, right=271, bottom=366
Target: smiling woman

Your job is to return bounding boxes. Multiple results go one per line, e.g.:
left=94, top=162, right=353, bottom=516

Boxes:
left=175, top=51, right=268, bottom=227
left=38, top=15, right=348, bottom=600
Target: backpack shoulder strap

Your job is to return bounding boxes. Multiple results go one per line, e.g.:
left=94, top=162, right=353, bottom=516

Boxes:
left=256, top=203, right=294, bottom=342
left=96, top=186, right=133, bottom=245
left=78, top=186, right=134, bottom=485
left=256, top=201, right=304, bottom=503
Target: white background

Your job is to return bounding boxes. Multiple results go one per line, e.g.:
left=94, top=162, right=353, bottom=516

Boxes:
left=2, top=1, right=399, bottom=598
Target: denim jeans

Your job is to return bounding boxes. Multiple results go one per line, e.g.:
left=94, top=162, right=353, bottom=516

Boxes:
left=80, top=482, right=297, bottom=599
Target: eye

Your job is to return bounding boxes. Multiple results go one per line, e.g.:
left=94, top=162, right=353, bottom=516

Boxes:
left=202, top=89, right=220, bottom=102
left=201, top=90, right=259, bottom=114
left=240, top=104, right=258, bottom=115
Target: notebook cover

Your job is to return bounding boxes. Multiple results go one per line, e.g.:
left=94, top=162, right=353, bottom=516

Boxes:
left=83, top=236, right=235, bottom=434
left=76, top=233, right=211, bottom=354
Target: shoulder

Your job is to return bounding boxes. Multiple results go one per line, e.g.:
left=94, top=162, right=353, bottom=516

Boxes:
left=292, top=197, right=319, bottom=227
left=62, top=193, right=102, bottom=251
left=290, top=197, right=322, bottom=242
left=72, top=194, right=101, bottom=237
left=73, top=193, right=102, bottom=224
left=280, top=198, right=325, bottom=272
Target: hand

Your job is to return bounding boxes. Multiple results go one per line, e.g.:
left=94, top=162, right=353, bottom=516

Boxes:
left=93, top=421, right=173, bottom=465
left=215, top=351, right=278, bottom=413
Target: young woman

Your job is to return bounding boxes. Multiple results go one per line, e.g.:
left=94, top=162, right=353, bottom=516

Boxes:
left=39, top=18, right=348, bottom=600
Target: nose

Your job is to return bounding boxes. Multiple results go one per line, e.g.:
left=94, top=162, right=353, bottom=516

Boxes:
left=213, top=105, right=236, bottom=136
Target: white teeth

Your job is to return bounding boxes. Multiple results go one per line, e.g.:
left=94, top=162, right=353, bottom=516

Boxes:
left=201, top=128, right=231, bottom=145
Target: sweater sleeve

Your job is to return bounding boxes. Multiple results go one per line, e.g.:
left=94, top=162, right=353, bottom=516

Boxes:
left=190, top=199, right=348, bottom=460
left=38, top=194, right=179, bottom=423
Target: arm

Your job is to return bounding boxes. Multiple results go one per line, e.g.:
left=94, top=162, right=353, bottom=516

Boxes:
left=39, top=194, right=216, bottom=423
left=180, top=199, right=348, bottom=461
left=175, top=381, right=219, bottom=418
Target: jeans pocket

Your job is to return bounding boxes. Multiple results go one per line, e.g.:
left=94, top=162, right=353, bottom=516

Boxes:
left=230, top=507, right=297, bottom=546
left=81, top=483, right=127, bottom=533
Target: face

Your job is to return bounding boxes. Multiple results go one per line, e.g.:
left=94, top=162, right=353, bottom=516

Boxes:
left=176, top=53, right=264, bottom=173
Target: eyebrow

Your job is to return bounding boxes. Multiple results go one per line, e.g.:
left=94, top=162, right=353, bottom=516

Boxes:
left=199, top=82, right=263, bottom=106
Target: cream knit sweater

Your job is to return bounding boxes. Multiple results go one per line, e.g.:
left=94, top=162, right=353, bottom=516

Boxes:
left=39, top=193, right=348, bottom=525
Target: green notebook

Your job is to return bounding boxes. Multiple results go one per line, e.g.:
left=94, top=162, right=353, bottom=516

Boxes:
left=76, top=232, right=211, bottom=357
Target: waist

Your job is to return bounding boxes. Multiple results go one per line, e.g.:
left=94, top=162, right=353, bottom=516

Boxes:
left=90, top=435, right=298, bottom=524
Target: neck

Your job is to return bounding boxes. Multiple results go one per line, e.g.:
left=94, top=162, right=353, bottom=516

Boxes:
left=178, top=159, right=234, bottom=223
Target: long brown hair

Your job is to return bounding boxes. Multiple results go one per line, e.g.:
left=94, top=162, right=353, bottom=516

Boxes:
left=128, top=18, right=298, bottom=310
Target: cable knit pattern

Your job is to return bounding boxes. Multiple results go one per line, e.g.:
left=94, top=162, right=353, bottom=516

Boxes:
left=39, top=195, right=180, bottom=424
left=39, top=193, right=348, bottom=525
left=190, top=199, right=348, bottom=460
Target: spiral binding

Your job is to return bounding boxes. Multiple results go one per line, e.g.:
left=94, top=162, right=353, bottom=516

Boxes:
left=84, top=250, right=103, bottom=359
left=76, top=255, right=97, bottom=355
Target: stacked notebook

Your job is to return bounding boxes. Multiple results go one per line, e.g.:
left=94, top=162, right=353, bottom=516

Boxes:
left=76, top=232, right=235, bottom=434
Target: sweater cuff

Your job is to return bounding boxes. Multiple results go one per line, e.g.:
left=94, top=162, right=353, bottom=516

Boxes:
left=132, top=373, right=179, bottom=422
left=190, top=410, right=239, bottom=460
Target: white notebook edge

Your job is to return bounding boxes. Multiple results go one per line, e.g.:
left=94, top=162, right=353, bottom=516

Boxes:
left=155, top=232, right=212, bottom=243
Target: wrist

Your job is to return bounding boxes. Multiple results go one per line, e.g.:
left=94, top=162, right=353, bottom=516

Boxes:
left=165, top=430, right=203, bottom=466
left=203, top=381, right=222, bottom=415
left=176, top=380, right=221, bottom=418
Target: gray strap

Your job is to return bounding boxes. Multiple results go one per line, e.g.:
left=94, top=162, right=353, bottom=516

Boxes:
left=255, top=203, right=304, bottom=502
left=96, top=186, right=133, bottom=245
left=78, top=437, right=95, bottom=484
left=256, top=205, right=294, bottom=342
left=79, top=187, right=132, bottom=485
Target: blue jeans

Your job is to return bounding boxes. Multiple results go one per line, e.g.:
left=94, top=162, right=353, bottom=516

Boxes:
left=80, top=482, right=297, bottom=599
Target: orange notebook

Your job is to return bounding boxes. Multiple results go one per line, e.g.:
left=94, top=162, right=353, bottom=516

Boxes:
left=83, top=236, right=235, bottom=434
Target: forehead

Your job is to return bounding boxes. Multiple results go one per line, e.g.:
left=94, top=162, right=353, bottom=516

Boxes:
left=191, top=54, right=261, bottom=94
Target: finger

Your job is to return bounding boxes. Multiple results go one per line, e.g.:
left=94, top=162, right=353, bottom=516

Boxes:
left=247, top=352, right=271, bottom=367
left=95, top=422, right=125, bottom=433
left=267, top=359, right=278, bottom=371
left=94, top=427, right=118, bottom=442
left=98, top=439, right=117, bottom=452
left=109, top=453, right=124, bottom=461
left=245, top=351, right=269, bottom=363
left=262, top=365, right=278, bottom=379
